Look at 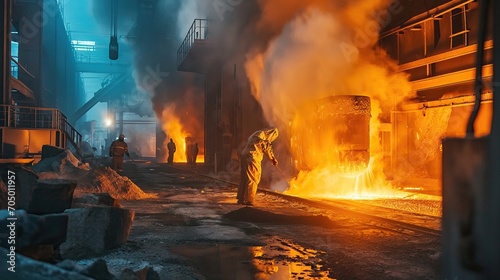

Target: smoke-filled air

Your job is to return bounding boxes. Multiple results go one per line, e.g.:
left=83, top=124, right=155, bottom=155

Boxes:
left=244, top=0, right=415, bottom=198
left=91, top=0, right=417, bottom=196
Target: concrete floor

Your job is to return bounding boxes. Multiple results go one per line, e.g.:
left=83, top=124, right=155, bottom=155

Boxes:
left=73, top=160, right=441, bottom=280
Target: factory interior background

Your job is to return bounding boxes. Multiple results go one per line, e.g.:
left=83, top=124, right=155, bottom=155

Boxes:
left=2, top=0, right=500, bottom=279
left=2, top=0, right=495, bottom=196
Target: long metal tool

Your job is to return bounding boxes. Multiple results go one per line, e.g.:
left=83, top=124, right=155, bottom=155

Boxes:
left=274, top=165, right=291, bottom=189
left=126, top=154, right=135, bottom=162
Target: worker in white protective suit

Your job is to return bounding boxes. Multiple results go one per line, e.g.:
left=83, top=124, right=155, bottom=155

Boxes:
left=237, top=128, right=279, bottom=206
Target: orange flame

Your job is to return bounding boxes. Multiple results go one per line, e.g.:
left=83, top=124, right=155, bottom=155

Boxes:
left=161, top=106, right=190, bottom=163
left=245, top=2, right=413, bottom=198
left=284, top=98, right=395, bottom=199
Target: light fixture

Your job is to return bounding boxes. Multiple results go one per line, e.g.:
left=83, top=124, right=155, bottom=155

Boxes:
left=105, top=118, right=113, bottom=127
left=109, top=0, right=119, bottom=60
left=109, top=36, right=118, bottom=60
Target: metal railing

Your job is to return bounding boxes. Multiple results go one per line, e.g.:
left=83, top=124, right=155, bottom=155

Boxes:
left=0, top=105, right=82, bottom=150
left=177, top=19, right=209, bottom=68
left=10, top=57, right=36, bottom=95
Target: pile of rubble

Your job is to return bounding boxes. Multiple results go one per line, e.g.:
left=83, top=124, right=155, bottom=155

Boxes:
left=33, top=149, right=91, bottom=175
left=75, top=167, right=157, bottom=200
left=0, top=146, right=158, bottom=279
left=33, top=148, right=157, bottom=200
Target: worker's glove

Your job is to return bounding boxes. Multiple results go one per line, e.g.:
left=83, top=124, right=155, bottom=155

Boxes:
left=272, top=158, right=278, bottom=166
left=109, top=153, right=112, bottom=157
left=126, top=152, right=130, bottom=157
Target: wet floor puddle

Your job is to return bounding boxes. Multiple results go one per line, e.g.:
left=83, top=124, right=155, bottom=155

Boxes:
left=170, top=237, right=333, bottom=279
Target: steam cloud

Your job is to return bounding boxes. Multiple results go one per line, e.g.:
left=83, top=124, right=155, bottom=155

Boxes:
left=245, top=0, right=412, bottom=126
left=89, top=0, right=414, bottom=178
left=237, top=0, right=415, bottom=195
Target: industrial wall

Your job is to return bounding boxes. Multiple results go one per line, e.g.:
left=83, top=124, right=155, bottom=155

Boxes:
left=379, top=0, right=493, bottom=189
left=219, top=62, right=268, bottom=163
left=13, top=0, right=85, bottom=116
left=176, top=0, right=492, bottom=180
left=41, top=0, right=85, bottom=115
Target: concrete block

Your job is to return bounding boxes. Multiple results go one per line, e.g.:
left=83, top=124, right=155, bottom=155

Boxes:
left=16, top=167, right=39, bottom=210
left=0, top=247, right=93, bottom=280
left=34, top=149, right=89, bottom=174
left=41, top=145, right=65, bottom=160
left=72, top=193, right=120, bottom=208
left=28, top=179, right=77, bottom=215
left=0, top=210, right=68, bottom=249
left=81, top=259, right=117, bottom=280
left=19, top=244, right=55, bottom=262
left=60, top=207, right=135, bottom=259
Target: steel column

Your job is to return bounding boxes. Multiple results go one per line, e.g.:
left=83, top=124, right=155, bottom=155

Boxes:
left=1, top=0, right=12, bottom=105
left=486, top=0, right=500, bottom=277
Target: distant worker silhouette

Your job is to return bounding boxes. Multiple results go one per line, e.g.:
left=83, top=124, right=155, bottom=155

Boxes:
left=237, top=128, right=279, bottom=206
left=167, top=138, right=176, bottom=164
left=186, top=141, right=193, bottom=165
left=109, top=134, right=129, bottom=171
left=192, top=143, right=199, bottom=165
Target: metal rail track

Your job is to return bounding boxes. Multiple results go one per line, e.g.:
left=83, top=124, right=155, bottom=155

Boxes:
left=259, top=190, right=442, bottom=237
left=163, top=165, right=442, bottom=238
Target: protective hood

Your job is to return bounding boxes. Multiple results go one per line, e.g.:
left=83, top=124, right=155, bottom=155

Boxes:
left=262, top=127, right=279, bottom=142
left=248, top=127, right=279, bottom=143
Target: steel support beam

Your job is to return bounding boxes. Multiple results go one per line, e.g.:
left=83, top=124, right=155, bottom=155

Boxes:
left=69, top=74, right=127, bottom=124
left=1, top=0, right=12, bottom=105
left=410, top=65, right=493, bottom=91
left=398, top=40, right=494, bottom=72
left=18, top=0, right=43, bottom=106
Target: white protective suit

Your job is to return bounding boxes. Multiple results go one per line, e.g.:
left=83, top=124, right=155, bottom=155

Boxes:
left=237, top=128, right=279, bottom=205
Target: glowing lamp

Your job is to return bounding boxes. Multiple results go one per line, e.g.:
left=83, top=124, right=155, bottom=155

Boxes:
left=105, top=118, right=113, bottom=127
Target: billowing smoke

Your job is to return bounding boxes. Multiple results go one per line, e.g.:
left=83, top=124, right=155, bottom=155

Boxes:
left=131, top=0, right=206, bottom=160
left=238, top=0, right=414, bottom=196
left=88, top=0, right=415, bottom=186
left=90, top=0, right=205, bottom=160
left=245, top=0, right=411, bottom=127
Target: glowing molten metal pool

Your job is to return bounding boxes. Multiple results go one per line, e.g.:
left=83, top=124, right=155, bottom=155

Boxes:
left=291, top=95, right=370, bottom=175
left=285, top=95, right=399, bottom=199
